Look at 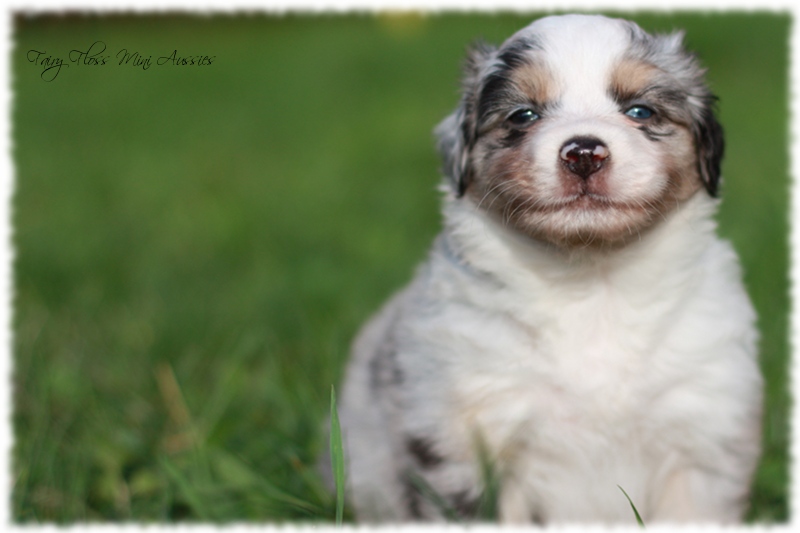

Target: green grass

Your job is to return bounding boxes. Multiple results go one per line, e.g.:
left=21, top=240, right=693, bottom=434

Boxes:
left=619, top=485, right=646, bottom=528
left=12, top=11, right=790, bottom=523
left=329, top=386, right=345, bottom=526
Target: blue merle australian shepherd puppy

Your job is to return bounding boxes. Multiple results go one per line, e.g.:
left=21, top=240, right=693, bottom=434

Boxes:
left=332, top=14, right=762, bottom=525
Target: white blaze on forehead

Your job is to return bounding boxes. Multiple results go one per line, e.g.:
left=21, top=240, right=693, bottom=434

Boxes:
left=504, top=15, right=634, bottom=116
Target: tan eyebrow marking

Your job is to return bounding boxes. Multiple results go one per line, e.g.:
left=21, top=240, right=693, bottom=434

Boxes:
left=609, top=58, right=662, bottom=101
left=510, top=60, right=558, bottom=106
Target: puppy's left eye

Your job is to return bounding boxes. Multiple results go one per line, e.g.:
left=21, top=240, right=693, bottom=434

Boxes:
left=624, top=105, right=655, bottom=120
left=507, top=109, right=540, bottom=127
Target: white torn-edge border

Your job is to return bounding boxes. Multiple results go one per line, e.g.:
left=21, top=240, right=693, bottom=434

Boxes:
left=0, top=1, right=796, bottom=533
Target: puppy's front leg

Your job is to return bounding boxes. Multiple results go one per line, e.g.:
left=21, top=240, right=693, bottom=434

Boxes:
left=401, top=452, right=484, bottom=522
left=404, top=441, right=542, bottom=524
left=498, top=477, right=538, bottom=524
left=651, top=466, right=748, bottom=524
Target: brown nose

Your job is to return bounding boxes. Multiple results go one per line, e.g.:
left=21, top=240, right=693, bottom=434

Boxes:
left=560, top=137, right=610, bottom=179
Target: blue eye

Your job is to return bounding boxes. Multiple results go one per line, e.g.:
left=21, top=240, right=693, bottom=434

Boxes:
left=507, top=108, right=540, bottom=127
left=624, top=105, right=655, bottom=120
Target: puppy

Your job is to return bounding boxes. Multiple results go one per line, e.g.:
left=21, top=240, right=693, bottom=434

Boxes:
left=336, top=14, right=762, bottom=525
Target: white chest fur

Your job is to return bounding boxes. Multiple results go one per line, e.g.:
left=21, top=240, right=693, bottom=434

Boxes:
left=382, top=193, right=761, bottom=522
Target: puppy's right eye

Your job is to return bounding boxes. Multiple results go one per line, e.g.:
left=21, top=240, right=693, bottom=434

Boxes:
left=624, top=105, right=655, bottom=121
left=506, top=109, right=540, bottom=128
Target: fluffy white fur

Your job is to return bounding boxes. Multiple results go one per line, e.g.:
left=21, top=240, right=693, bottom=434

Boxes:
left=335, top=14, right=762, bottom=525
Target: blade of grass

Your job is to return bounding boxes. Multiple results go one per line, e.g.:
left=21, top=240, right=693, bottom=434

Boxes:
left=285, top=449, right=333, bottom=509
left=404, top=469, right=461, bottom=522
left=210, top=448, right=323, bottom=515
left=618, top=485, right=645, bottom=528
left=473, top=430, right=500, bottom=521
left=330, top=385, right=345, bottom=526
left=159, top=456, right=212, bottom=521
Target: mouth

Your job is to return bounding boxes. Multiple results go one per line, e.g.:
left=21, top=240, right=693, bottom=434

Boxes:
left=550, top=191, right=640, bottom=213
left=480, top=183, right=660, bottom=249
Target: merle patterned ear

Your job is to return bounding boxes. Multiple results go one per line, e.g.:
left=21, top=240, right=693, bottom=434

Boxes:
left=693, top=104, right=725, bottom=197
left=435, top=109, right=471, bottom=196
left=435, top=41, right=496, bottom=197
left=633, top=26, right=725, bottom=197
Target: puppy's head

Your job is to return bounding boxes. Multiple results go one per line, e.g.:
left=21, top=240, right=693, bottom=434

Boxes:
left=437, top=14, right=724, bottom=249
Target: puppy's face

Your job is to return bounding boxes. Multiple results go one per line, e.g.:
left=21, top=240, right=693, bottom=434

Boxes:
left=437, top=15, right=724, bottom=249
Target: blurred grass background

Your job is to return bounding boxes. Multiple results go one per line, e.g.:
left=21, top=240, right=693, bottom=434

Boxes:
left=12, top=11, right=789, bottom=523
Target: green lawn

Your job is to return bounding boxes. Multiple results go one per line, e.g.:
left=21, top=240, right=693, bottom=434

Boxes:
left=12, top=12, right=790, bottom=523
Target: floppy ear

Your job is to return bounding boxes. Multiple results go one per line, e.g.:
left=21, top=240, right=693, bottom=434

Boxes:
left=693, top=104, right=725, bottom=197
left=435, top=41, right=496, bottom=197
left=645, top=29, right=725, bottom=197
left=435, top=109, right=471, bottom=196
